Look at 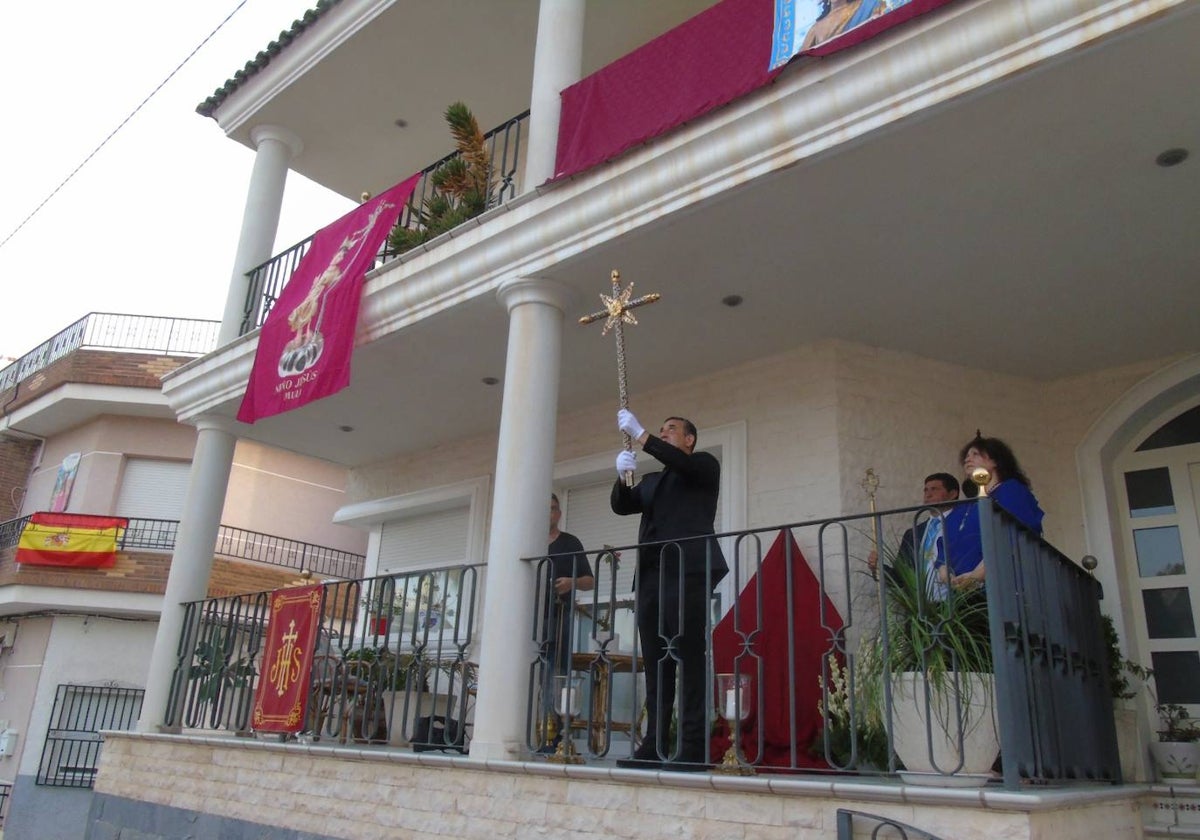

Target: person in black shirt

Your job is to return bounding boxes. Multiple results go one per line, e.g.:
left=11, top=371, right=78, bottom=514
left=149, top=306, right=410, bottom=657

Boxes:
left=537, top=494, right=594, bottom=752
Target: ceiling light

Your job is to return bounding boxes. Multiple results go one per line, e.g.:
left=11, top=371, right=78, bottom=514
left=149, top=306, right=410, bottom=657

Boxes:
left=1156, top=148, right=1189, bottom=167
left=339, top=425, right=354, bottom=432
left=722, top=295, right=744, bottom=307
left=481, top=376, right=499, bottom=386
left=394, top=118, right=408, bottom=129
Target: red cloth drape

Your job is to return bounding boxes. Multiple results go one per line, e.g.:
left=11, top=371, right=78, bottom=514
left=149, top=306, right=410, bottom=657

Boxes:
left=709, top=529, right=843, bottom=770
left=553, top=0, right=958, bottom=182
left=554, top=0, right=779, bottom=182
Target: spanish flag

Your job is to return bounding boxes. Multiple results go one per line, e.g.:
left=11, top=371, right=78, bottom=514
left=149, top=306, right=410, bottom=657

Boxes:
left=16, top=512, right=127, bottom=568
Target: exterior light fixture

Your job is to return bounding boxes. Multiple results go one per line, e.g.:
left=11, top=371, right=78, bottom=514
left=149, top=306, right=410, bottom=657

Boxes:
left=1156, top=148, right=1189, bottom=167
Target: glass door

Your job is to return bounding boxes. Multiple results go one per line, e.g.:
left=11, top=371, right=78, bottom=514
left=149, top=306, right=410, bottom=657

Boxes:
left=1116, top=403, right=1200, bottom=710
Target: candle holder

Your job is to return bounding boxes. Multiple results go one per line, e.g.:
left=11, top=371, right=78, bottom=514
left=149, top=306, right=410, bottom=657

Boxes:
left=547, top=675, right=584, bottom=764
left=715, top=673, right=755, bottom=776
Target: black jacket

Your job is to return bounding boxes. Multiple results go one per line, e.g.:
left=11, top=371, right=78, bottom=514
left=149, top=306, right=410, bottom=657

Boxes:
left=611, top=434, right=728, bottom=591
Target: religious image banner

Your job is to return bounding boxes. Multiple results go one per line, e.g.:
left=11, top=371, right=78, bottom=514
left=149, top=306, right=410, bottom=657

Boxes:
left=251, top=584, right=323, bottom=734
left=237, top=173, right=422, bottom=424
left=49, top=452, right=81, bottom=512
left=769, top=0, right=957, bottom=70
left=15, top=512, right=128, bottom=568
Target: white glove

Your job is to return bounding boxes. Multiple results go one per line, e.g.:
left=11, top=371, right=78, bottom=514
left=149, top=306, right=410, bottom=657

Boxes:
left=618, top=408, right=645, bottom=440
left=615, top=450, right=637, bottom=475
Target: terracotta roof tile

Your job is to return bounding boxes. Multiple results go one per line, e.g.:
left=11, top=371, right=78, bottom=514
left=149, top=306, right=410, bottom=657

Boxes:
left=196, top=0, right=342, bottom=119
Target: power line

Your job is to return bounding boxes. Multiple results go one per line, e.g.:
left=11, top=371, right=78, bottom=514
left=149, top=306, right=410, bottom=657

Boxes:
left=0, top=0, right=250, bottom=252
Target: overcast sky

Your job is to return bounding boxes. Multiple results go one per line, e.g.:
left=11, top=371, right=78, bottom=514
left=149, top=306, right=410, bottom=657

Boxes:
left=0, top=0, right=354, bottom=360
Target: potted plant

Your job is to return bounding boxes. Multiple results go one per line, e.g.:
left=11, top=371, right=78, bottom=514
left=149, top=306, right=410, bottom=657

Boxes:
left=880, top=557, right=997, bottom=785
left=1102, top=613, right=1153, bottom=781
left=387, top=101, right=493, bottom=256
left=1149, top=703, right=1200, bottom=784
left=814, top=647, right=890, bottom=771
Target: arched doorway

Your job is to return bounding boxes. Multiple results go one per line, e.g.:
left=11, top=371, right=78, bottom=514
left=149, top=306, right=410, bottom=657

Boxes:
left=1114, top=401, right=1200, bottom=708
left=1077, top=355, right=1200, bottom=660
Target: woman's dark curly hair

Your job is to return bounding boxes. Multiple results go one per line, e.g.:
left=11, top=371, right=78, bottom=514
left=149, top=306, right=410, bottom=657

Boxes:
left=960, top=433, right=1032, bottom=494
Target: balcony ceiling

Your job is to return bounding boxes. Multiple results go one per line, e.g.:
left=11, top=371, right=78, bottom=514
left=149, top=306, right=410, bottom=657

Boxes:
left=206, top=2, right=1200, bottom=467
left=217, top=0, right=721, bottom=197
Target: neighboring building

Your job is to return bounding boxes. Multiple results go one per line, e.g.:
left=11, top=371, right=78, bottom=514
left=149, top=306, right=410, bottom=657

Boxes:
left=0, top=313, right=366, bottom=838
left=83, top=1, right=1200, bottom=838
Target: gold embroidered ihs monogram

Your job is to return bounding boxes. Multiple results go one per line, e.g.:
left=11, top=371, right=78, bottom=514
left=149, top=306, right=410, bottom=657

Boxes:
left=267, top=620, right=305, bottom=697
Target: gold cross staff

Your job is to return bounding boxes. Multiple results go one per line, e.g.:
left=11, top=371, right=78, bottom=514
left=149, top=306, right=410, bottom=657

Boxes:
left=579, top=270, right=661, bottom=487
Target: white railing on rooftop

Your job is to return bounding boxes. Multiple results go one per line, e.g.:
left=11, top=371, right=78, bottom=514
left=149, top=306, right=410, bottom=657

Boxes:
left=0, top=313, right=220, bottom=392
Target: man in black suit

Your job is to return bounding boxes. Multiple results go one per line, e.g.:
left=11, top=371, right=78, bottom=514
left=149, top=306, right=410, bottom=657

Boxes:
left=611, top=409, right=727, bottom=770
left=868, top=472, right=960, bottom=593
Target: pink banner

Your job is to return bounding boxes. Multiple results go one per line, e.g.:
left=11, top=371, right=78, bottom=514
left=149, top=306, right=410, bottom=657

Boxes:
left=237, top=174, right=421, bottom=424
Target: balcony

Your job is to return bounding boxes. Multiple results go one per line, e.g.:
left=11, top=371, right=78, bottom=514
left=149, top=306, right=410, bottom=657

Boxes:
left=0, top=514, right=365, bottom=602
left=159, top=499, right=1119, bottom=789
left=238, top=110, right=530, bottom=337
left=166, top=1, right=1200, bottom=475
left=0, top=313, right=219, bottom=394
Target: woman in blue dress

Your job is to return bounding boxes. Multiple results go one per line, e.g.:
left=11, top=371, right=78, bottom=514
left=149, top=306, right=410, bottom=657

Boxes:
left=937, top=434, right=1044, bottom=593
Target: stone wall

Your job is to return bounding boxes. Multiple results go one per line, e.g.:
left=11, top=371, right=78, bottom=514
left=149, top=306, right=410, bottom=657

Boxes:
left=88, top=734, right=1145, bottom=840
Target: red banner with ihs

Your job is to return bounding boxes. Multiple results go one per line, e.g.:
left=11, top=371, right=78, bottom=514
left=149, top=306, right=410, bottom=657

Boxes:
left=252, top=584, right=322, bottom=733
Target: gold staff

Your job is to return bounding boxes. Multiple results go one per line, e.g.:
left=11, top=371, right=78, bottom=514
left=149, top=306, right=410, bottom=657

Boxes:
left=579, top=270, right=661, bottom=486
left=861, top=468, right=880, bottom=580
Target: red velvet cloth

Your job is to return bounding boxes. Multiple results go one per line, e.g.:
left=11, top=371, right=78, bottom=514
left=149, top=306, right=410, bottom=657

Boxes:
left=553, top=0, right=958, bottom=182
left=709, top=529, right=843, bottom=770
left=554, top=0, right=779, bottom=182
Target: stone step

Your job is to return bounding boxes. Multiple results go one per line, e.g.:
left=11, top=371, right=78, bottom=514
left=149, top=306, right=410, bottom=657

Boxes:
left=1145, top=827, right=1200, bottom=839
left=1144, top=785, right=1200, bottom=834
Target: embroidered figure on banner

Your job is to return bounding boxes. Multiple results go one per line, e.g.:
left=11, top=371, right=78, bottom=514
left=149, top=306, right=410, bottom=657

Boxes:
left=279, top=199, right=395, bottom=377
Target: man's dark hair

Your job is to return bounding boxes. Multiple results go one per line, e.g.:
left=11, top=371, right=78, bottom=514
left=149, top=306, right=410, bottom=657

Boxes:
left=924, top=472, right=960, bottom=495
left=664, top=416, right=698, bottom=444
left=550, top=493, right=560, bottom=505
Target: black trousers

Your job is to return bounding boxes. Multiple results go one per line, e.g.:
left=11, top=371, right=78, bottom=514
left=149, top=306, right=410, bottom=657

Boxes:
left=636, top=571, right=709, bottom=760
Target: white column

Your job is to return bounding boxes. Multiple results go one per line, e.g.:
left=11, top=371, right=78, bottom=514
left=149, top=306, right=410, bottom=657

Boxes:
left=525, top=0, right=586, bottom=187
left=138, top=417, right=238, bottom=732
left=218, top=124, right=303, bottom=344
left=470, top=278, right=572, bottom=759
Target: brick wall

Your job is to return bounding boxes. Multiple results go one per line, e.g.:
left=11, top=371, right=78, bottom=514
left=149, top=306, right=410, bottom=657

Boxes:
left=0, top=350, right=193, bottom=416
left=0, top=435, right=40, bottom=520
left=0, top=546, right=300, bottom=598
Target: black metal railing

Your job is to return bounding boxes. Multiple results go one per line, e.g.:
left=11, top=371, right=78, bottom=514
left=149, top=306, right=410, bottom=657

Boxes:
left=165, top=563, right=481, bottom=752
left=0, top=313, right=219, bottom=392
left=36, top=684, right=145, bottom=788
left=523, top=499, right=1119, bottom=789
left=239, top=110, right=530, bottom=336
left=0, top=515, right=365, bottom=580
left=0, top=781, right=9, bottom=828
left=0, top=515, right=29, bottom=549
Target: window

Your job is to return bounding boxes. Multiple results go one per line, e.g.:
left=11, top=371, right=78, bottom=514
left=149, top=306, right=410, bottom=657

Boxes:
left=115, top=459, right=191, bottom=520
left=37, top=684, right=144, bottom=787
left=378, top=507, right=470, bottom=573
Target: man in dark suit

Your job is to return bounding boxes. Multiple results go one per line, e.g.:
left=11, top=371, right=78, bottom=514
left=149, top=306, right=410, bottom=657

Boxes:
left=610, top=409, right=727, bottom=770
left=868, top=472, right=960, bottom=592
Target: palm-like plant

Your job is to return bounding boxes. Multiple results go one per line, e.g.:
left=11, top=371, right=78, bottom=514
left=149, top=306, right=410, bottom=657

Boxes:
left=881, top=557, right=993, bottom=683
left=388, top=102, right=494, bottom=255
left=189, top=628, right=256, bottom=705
